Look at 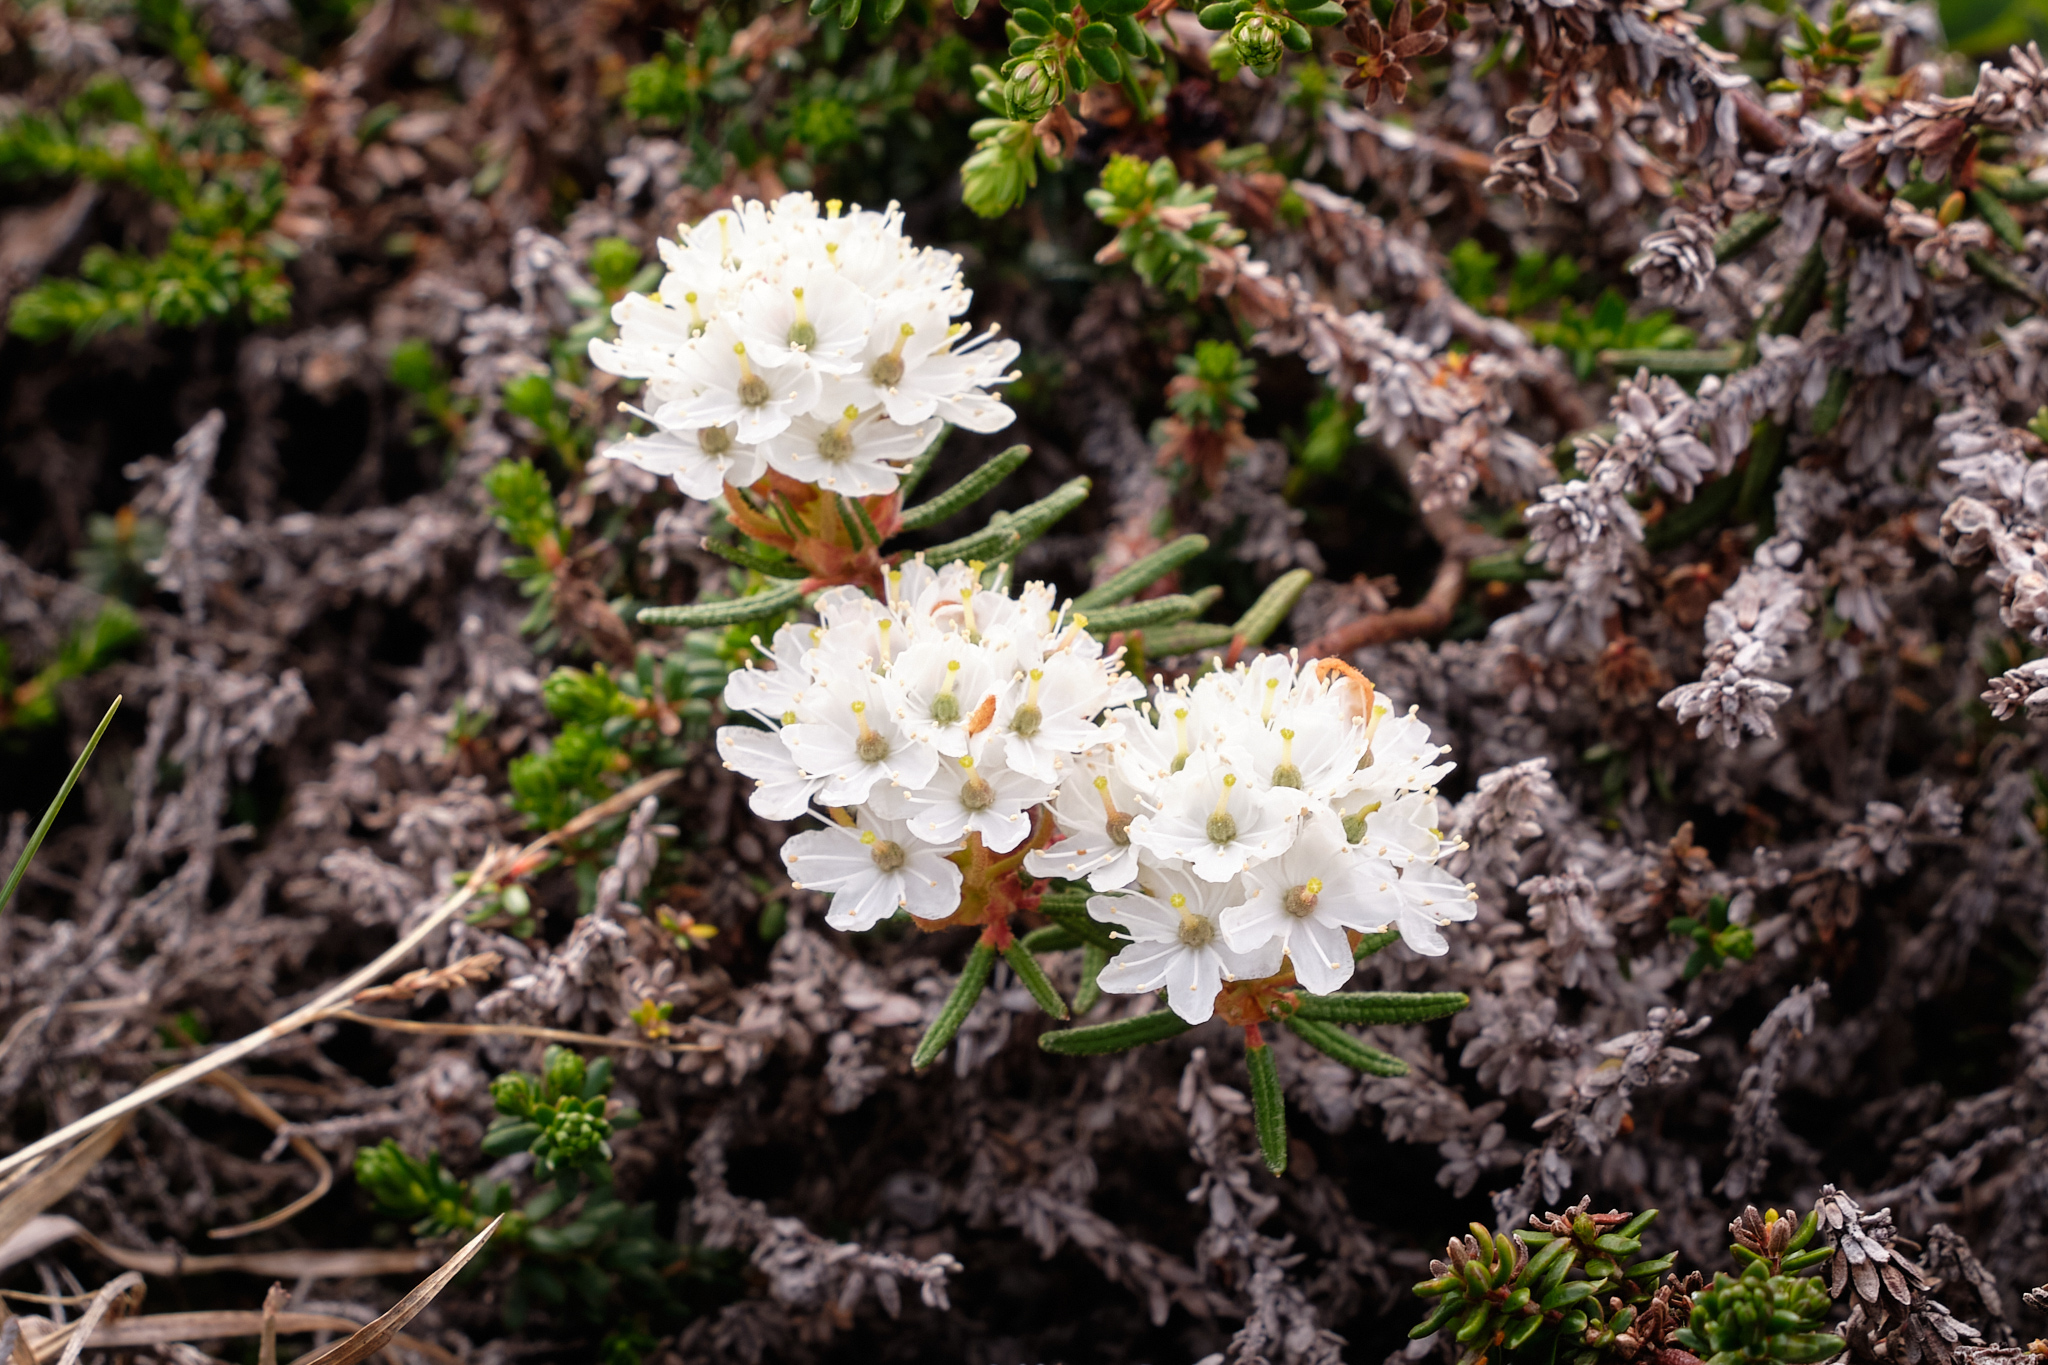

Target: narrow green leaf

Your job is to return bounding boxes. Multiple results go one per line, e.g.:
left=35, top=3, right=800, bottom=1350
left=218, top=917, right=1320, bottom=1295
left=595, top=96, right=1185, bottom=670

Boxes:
left=1292, top=991, right=1469, bottom=1025
left=637, top=581, right=807, bottom=629
left=1019, top=924, right=1082, bottom=953
left=894, top=424, right=952, bottom=503
left=1233, top=568, right=1313, bottom=647
left=1283, top=1015, right=1409, bottom=1076
left=1597, top=347, right=1743, bottom=376
left=1073, top=533, right=1210, bottom=610
left=1766, top=240, right=1828, bottom=337
left=1038, top=1008, right=1191, bottom=1054
left=701, top=537, right=807, bottom=578
left=1037, top=888, right=1120, bottom=952
left=1712, top=209, right=1780, bottom=263
left=920, top=477, right=1090, bottom=567
left=1245, top=1040, right=1288, bottom=1174
left=897, top=444, right=1030, bottom=530
left=2, top=696, right=119, bottom=916
left=1001, top=940, right=1070, bottom=1019
left=833, top=494, right=870, bottom=549
left=1968, top=248, right=2048, bottom=308
left=1080, top=593, right=1208, bottom=635
left=1810, top=366, right=1853, bottom=436
left=1971, top=187, right=2027, bottom=252
left=1130, top=622, right=1235, bottom=656
left=912, top=941, right=999, bottom=1071
left=1353, top=929, right=1402, bottom=960
left=1075, top=940, right=1107, bottom=1015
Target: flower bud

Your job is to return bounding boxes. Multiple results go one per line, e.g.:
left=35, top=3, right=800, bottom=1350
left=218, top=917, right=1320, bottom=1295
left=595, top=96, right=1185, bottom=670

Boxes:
left=1229, top=10, right=1286, bottom=75
left=1004, top=55, right=1060, bottom=120
left=542, top=1045, right=587, bottom=1101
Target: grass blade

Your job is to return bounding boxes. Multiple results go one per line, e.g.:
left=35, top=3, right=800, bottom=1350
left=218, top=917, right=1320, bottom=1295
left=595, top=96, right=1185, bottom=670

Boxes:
left=295, top=1215, right=503, bottom=1365
left=2, top=696, right=119, bottom=917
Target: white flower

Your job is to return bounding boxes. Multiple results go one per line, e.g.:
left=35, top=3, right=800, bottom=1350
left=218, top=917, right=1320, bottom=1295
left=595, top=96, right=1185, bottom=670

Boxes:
left=1219, top=811, right=1383, bottom=994
left=1023, top=760, right=1145, bottom=891
left=780, top=674, right=937, bottom=807
left=601, top=419, right=765, bottom=500
left=1358, top=857, right=1478, bottom=956
left=716, top=724, right=824, bottom=822
left=661, top=319, right=824, bottom=446
left=723, top=622, right=818, bottom=723
left=895, top=637, right=1002, bottom=757
left=1129, top=751, right=1297, bottom=883
left=1090, top=862, right=1284, bottom=1024
left=902, top=736, right=1054, bottom=853
left=731, top=269, right=872, bottom=375
left=1347, top=788, right=1443, bottom=865
left=993, top=652, right=1122, bottom=784
left=589, top=196, right=1015, bottom=509
left=760, top=403, right=934, bottom=497
left=782, top=813, right=963, bottom=931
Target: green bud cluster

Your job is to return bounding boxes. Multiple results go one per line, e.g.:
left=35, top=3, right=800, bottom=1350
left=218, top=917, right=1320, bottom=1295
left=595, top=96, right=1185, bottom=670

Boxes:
left=1411, top=1209, right=1674, bottom=1365
left=354, top=1140, right=479, bottom=1238
left=1676, top=1261, right=1842, bottom=1365
left=1083, top=155, right=1246, bottom=298
left=1196, top=0, right=1344, bottom=77
left=1669, top=894, right=1756, bottom=980
left=1676, top=1208, right=1842, bottom=1365
left=483, top=1046, right=640, bottom=1180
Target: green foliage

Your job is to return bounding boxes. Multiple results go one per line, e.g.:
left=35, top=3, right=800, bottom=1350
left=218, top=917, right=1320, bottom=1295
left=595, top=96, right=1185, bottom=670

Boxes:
left=356, top=1049, right=687, bottom=1331
left=1676, top=1209, right=1843, bottom=1365
left=506, top=652, right=715, bottom=834
left=0, top=605, right=142, bottom=733
left=483, top=458, right=568, bottom=639
left=487, top=1046, right=636, bottom=1180
left=1679, top=1261, right=1840, bottom=1365
left=1668, top=894, right=1756, bottom=980
left=72, top=511, right=165, bottom=603
left=1411, top=1207, right=1676, bottom=1365
left=1448, top=241, right=1580, bottom=317
left=2, top=0, right=298, bottom=341
left=1777, top=0, right=1884, bottom=73
left=390, top=340, right=474, bottom=449
left=355, top=1141, right=477, bottom=1238
left=1085, top=156, right=1246, bottom=297
left=1170, top=341, right=1259, bottom=428
left=502, top=371, right=592, bottom=471
left=963, top=115, right=1050, bottom=219
left=621, top=30, right=750, bottom=128
left=1413, top=1203, right=1844, bottom=1365
left=1526, top=290, right=1694, bottom=381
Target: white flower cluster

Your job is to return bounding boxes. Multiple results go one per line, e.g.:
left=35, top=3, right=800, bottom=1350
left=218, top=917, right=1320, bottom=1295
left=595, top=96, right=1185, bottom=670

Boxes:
left=715, top=566, right=1477, bottom=1028
left=1066, top=656, right=1476, bottom=1023
left=589, top=194, right=1020, bottom=501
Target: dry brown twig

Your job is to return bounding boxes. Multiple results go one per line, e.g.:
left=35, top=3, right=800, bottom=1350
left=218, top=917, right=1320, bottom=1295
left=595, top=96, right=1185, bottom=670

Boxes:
left=0, top=769, right=679, bottom=1184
